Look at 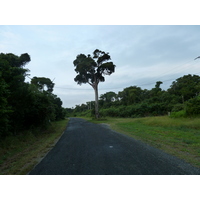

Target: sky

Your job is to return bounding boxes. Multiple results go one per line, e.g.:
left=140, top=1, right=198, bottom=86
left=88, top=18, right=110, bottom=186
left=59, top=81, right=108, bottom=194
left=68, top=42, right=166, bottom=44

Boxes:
left=1, top=25, right=200, bottom=108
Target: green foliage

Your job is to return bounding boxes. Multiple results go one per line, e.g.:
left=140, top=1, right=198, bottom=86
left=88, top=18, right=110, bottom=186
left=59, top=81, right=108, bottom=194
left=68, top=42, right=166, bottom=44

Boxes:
left=170, top=110, right=187, bottom=118
left=74, top=74, right=200, bottom=119
left=52, top=96, right=67, bottom=120
left=0, top=53, right=31, bottom=136
left=99, top=91, right=117, bottom=106
left=168, top=74, right=200, bottom=103
left=0, top=53, right=66, bottom=138
left=171, top=104, right=185, bottom=112
left=74, top=50, right=115, bottom=85
left=0, top=72, right=11, bottom=136
left=98, top=102, right=167, bottom=118
left=170, top=96, right=200, bottom=118
left=185, top=96, right=200, bottom=117
left=118, top=86, right=144, bottom=106
left=31, top=77, right=55, bottom=93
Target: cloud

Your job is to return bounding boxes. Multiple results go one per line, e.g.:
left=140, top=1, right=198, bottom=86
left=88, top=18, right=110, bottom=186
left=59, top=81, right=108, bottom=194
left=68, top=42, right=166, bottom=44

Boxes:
left=1, top=25, right=200, bottom=108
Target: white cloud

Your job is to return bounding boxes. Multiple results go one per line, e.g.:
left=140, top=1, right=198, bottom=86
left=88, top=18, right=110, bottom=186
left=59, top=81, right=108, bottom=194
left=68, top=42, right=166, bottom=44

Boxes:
left=1, top=25, right=200, bottom=108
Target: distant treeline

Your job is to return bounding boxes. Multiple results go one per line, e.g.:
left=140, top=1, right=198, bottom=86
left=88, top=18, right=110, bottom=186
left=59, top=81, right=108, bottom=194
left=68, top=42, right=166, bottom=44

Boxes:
left=71, top=74, right=200, bottom=118
left=0, top=53, right=66, bottom=138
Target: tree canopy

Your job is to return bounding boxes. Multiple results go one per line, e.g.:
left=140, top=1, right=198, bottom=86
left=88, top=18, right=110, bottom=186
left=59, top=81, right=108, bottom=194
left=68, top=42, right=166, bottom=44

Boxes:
left=168, top=74, right=200, bottom=103
left=31, top=77, right=55, bottom=93
left=0, top=53, right=66, bottom=138
left=74, top=49, right=115, bottom=86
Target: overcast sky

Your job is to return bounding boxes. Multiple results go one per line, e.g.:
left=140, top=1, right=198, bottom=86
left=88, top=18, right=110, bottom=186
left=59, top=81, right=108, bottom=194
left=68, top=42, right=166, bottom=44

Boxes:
left=1, top=25, right=200, bottom=108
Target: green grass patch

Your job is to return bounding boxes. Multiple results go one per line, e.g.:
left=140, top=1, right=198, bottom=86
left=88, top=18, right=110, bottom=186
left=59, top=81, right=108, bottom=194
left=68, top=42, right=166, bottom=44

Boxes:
left=0, top=119, right=69, bottom=175
left=83, top=116, right=200, bottom=168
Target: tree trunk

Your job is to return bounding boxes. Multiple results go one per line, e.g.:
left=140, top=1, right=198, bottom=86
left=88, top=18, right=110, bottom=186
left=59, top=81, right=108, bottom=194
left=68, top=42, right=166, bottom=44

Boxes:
left=93, top=83, right=99, bottom=119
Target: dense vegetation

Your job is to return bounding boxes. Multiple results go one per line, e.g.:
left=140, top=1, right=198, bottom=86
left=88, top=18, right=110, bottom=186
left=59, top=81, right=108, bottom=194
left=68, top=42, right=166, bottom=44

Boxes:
left=1, top=52, right=200, bottom=135
left=0, top=53, right=66, bottom=138
left=72, top=74, right=200, bottom=118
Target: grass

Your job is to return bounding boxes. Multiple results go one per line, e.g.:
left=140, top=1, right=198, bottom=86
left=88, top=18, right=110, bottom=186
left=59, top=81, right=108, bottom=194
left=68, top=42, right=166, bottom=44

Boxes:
left=0, top=119, right=69, bottom=175
left=82, top=116, right=200, bottom=168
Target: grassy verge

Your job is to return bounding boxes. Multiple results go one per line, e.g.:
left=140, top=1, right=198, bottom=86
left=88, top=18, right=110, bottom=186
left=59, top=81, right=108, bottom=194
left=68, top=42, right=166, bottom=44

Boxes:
left=83, top=116, right=200, bottom=168
left=0, top=119, right=69, bottom=175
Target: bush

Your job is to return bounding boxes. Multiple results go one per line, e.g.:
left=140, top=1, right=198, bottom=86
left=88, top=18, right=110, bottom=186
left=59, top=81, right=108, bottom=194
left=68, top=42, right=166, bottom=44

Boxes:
left=171, top=104, right=185, bottom=112
left=185, top=96, right=200, bottom=117
left=170, top=110, right=187, bottom=118
left=99, top=102, right=168, bottom=118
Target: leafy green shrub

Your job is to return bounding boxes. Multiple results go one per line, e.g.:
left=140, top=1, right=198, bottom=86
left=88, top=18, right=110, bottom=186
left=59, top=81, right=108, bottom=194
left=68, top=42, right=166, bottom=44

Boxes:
left=185, top=96, right=200, bottom=117
left=99, top=101, right=169, bottom=118
left=170, top=110, right=187, bottom=118
left=171, top=104, right=185, bottom=112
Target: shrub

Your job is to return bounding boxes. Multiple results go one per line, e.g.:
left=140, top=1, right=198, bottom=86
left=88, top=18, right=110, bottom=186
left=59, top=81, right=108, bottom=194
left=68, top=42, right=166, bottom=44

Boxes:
left=171, top=104, right=185, bottom=112
left=170, top=110, right=187, bottom=118
left=185, top=96, right=200, bottom=117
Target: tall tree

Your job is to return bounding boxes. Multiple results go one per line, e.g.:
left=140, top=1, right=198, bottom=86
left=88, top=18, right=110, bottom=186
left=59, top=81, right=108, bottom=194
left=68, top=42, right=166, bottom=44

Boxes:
left=73, top=49, right=116, bottom=118
left=0, top=53, right=31, bottom=134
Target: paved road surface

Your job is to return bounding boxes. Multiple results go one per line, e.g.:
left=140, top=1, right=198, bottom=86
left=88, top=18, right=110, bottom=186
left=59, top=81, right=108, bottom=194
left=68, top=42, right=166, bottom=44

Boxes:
left=29, top=118, right=200, bottom=175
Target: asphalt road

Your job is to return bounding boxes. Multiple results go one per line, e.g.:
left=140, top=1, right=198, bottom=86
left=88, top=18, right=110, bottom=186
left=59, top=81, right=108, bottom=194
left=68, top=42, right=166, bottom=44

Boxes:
left=29, top=118, right=200, bottom=175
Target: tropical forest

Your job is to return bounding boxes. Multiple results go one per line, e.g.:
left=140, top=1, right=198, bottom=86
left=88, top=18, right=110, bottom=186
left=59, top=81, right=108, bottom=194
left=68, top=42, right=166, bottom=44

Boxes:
left=72, top=74, right=200, bottom=119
